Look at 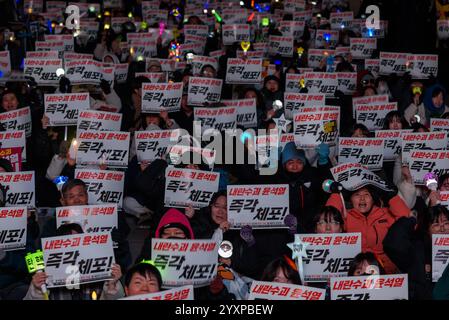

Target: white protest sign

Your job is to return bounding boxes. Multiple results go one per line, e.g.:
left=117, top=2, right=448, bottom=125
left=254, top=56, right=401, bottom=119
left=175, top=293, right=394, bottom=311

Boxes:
left=24, top=0, right=43, bottom=13
left=0, top=51, right=11, bottom=76
left=65, top=60, right=109, bottom=85
left=375, top=130, right=412, bottom=162
left=76, top=131, right=130, bottom=167
left=268, top=36, right=294, bottom=57
left=406, top=54, right=439, bottom=79
left=293, top=110, right=340, bottom=148
left=222, top=24, right=250, bottom=45
left=114, top=63, right=129, bottom=84
left=331, top=163, right=391, bottom=191
left=0, top=131, right=26, bottom=162
left=77, top=110, right=122, bottom=133
left=330, top=11, right=354, bottom=30
left=44, top=93, right=90, bottom=127
left=45, top=34, right=74, bottom=52
left=35, top=41, right=65, bottom=57
left=0, top=207, right=27, bottom=251
left=151, top=238, right=218, bottom=288
left=365, top=59, right=380, bottom=76
left=352, top=94, right=389, bottom=118
left=361, top=20, right=388, bottom=39
left=42, top=232, right=115, bottom=288
left=431, top=118, right=449, bottom=132
left=303, top=72, right=339, bottom=97
left=437, top=20, right=449, bottom=40
left=129, top=40, right=158, bottom=59
left=141, top=82, right=183, bottom=113
left=379, top=52, right=407, bottom=76
left=307, top=49, right=336, bottom=69
left=23, top=58, right=62, bottom=85
left=433, top=235, right=449, bottom=283
left=284, top=0, right=306, bottom=13
left=355, top=102, right=398, bottom=131
left=279, top=21, right=305, bottom=38
left=75, top=169, right=124, bottom=208
left=315, top=30, right=339, bottom=48
left=338, top=138, right=384, bottom=169
left=187, top=77, right=223, bottom=106
left=330, top=274, right=408, bottom=300
left=401, top=132, right=448, bottom=165
left=0, top=171, right=35, bottom=207
left=337, top=72, right=357, bottom=95
left=0, top=107, right=32, bottom=137
left=111, top=17, right=129, bottom=33
left=146, top=9, right=168, bottom=25
left=280, top=133, right=295, bottom=151
left=299, top=233, right=361, bottom=282
left=184, top=25, right=209, bottom=38
left=225, top=58, right=263, bottom=84
left=409, top=150, right=449, bottom=185
left=165, top=168, right=219, bottom=209
left=227, top=185, right=289, bottom=229
left=63, top=53, right=94, bottom=62
left=135, top=130, right=180, bottom=163
left=194, top=107, right=237, bottom=133
left=179, top=41, right=205, bottom=56
left=293, top=10, right=313, bottom=23
left=236, top=50, right=265, bottom=59
left=284, top=73, right=317, bottom=95
left=56, top=205, right=118, bottom=234
left=440, top=192, right=449, bottom=209
left=350, top=38, right=377, bottom=59
left=222, top=8, right=248, bottom=24
left=222, top=98, right=257, bottom=128
left=120, top=285, right=194, bottom=300
left=26, top=51, right=59, bottom=59
left=248, top=281, right=325, bottom=300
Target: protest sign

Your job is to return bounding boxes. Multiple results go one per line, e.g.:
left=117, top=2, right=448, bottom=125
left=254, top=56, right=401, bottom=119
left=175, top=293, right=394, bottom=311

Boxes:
left=0, top=207, right=27, bottom=251
left=432, top=235, right=449, bottom=282
left=135, top=130, right=180, bottom=163
left=225, top=58, right=263, bottom=84
left=141, top=82, right=183, bottom=113
left=0, top=171, right=35, bottom=207
left=248, top=281, right=325, bottom=300
left=222, top=98, right=257, bottom=128
left=375, top=130, right=412, bottom=162
left=194, top=106, right=237, bottom=133
left=293, top=110, right=340, bottom=148
left=0, top=131, right=26, bottom=162
left=187, top=77, right=223, bottom=106
left=44, top=93, right=90, bottom=126
left=338, top=138, right=384, bottom=169
left=23, top=58, right=62, bottom=85
left=75, top=169, right=125, bottom=208
left=302, top=72, right=338, bottom=97
left=331, top=163, right=391, bottom=191
left=355, top=102, right=398, bottom=131
left=409, top=150, right=449, bottom=185
left=0, top=147, right=22, bottom=172
left=350, top=38, right=377, bottom=59
left=151, top=238, right=218, bottom=288
left=120, top=285, right=194, bottom=300
left=227, top=185, right=289, bottom=229
left=379, top=52, right=407, bottom=75
left=77, top=110, right=122, bottom=133
left=0, top=107, right=32, bottom=137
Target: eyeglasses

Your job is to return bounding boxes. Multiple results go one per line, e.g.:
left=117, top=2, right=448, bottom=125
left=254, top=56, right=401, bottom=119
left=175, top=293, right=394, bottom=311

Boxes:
left=430, top=221, right=449, bottom=232
left=316, top=220, right=341, bottom=226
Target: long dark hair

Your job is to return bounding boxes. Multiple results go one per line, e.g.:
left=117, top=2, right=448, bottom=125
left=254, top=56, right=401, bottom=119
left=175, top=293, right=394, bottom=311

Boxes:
left=312, top=206, right=344, bottom=231
left=417, top=205, right=449, bottom=238
left=261, top=256, right=301, bottom=285
left=347, top=252, right=385, bottom=276
left=382, top=111, right=409, bottom=130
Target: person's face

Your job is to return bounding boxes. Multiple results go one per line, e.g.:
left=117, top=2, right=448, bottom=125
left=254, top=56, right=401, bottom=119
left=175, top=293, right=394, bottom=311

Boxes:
left=161, top=227, right=187, bottom=239
left=267, top=122, right=277, bottom=130
left=440, top=178, right=449, bottom=191
left=285, top=159, right=304, bottom=174
left=148, top=65, right=162, bottom=73
left=286, top=68, right=297, bottom=74
left=61, top=185, right=88, bottom=206
left=201, top=67, right=216, bottom=78
left=104, top=56, right=114, bottom=63
left=352, top=260, right=379, bottom=276
left=211, top=196, right=227, bottom=225
left=125, top=272, right=160, bottom=296
left=2, top=93, right=19, bottom=111
left=351, top=188, right=374, bottom=215
left=429, top=214, right=449, bottom=235
left=145, top=115, right=161, bottom=127
left=111, top=38, right=120, bottom=53
left=265, top=80, right=279, bottom=93
left=352, top=128, right=367, bottom=138
left=315, top=213, right=343, bottom=233
left=364, top=87, right=376, bottom=96
left=432, top=92, right=444, bottom=108
left=274, top=267, right=292, bottom=284
left=244, top=90, right=257, bottom=100
left=389, top=116, right=403, bottom=130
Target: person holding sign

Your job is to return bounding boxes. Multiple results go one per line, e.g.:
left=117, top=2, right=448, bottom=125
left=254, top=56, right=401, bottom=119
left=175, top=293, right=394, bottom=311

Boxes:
left=384, top=205, right=449, bottom=299
left=326, top=184, right=411, bottom=273
left=423, top=84, right=449, bottom=121
left=404, top=82, right=427, bottom=127
left=24, top=223, right=123, bottom=300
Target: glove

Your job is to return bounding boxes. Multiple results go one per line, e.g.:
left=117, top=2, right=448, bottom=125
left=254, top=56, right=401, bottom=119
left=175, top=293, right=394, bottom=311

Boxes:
left=240, top=225, right=255, bottom=247
left=284, top=214, right=297, bottom=235
left=59, top=76, right=72, bottom=93
left=100, top=79, right=111, bottom=95
left=316, top=143, right=330, bottom=165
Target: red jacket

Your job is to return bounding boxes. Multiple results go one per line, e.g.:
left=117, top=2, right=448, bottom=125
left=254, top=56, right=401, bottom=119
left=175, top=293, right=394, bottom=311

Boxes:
left=326, top=193, right=410, bottom=273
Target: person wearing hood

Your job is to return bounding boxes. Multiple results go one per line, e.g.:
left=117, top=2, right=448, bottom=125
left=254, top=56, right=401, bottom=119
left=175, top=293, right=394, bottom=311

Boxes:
left=138, top=208, right=195, bottom=261
left=276, top=142, right=332, bottom=232
left=261, top=75, right=284, bottom=118
left=326, top=184, right=412, bottom=274
left=423, top=84, right=449, bottom=125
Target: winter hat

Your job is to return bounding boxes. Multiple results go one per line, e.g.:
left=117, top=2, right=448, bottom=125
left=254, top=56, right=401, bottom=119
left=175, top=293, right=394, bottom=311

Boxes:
left=281, top=142, right=306, bottom=167
left=155, top=208, right=194, bottom=239
left=264, top=75, right=281, bottom=86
